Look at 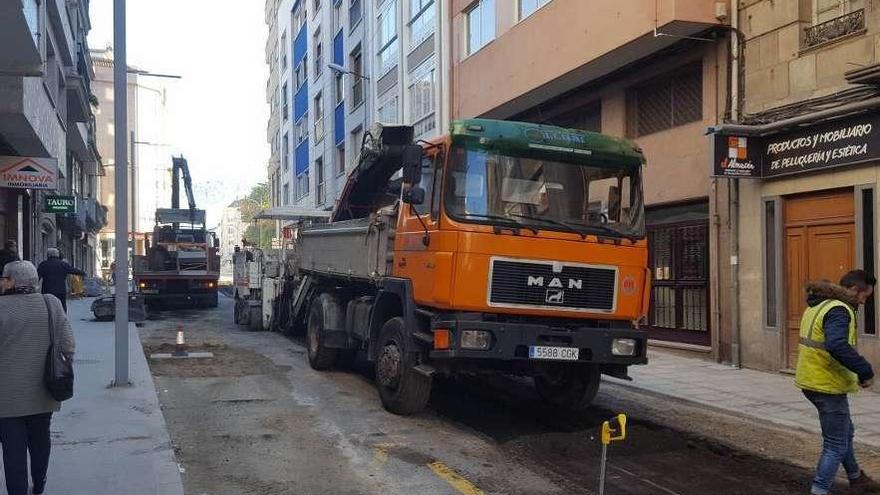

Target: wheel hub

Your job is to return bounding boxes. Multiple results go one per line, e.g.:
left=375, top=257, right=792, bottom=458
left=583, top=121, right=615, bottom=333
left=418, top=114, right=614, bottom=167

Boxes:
left=377, top=343, right=402, bottom=389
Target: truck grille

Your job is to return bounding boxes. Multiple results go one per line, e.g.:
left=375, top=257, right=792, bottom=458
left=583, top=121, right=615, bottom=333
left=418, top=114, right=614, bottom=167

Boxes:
left=489, top=259, right=617, bottom=312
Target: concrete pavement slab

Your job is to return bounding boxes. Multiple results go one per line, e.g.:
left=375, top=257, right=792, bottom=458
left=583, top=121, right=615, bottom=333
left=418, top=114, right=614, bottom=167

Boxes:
left=607, top=348, right=880, bottom=448
left=0, top=298, right=184, bottom=495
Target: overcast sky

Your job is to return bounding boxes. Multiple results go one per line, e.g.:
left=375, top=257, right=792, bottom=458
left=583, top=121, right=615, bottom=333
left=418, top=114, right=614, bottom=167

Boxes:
left=88, top=0, right=269, bottom=228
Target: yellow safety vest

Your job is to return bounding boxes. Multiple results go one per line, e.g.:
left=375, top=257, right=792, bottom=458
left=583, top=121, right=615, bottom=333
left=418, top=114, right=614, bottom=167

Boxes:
left=795, top=299, right=859, bottom=394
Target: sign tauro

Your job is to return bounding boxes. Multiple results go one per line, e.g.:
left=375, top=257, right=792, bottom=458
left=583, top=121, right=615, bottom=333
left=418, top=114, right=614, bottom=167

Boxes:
left=712, top=113, right=880, bottom=179
left=0, top=156, right=58, bottom=190
left=44, top=196, right=75, bottom=214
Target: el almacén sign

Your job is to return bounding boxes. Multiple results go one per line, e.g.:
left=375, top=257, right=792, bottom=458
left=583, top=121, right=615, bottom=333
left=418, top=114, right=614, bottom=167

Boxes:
left=0, top=156, right=58, bottom=190
left=712, top=112, right=880, bottom=179
left=44, top=196, right=75, bottom=214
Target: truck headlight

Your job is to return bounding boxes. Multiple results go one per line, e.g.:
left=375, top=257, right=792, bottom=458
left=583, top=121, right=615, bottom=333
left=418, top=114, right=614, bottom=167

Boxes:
left=460, top=330, right=492, bottom=350
left=611, top=338, right=637, bottom=356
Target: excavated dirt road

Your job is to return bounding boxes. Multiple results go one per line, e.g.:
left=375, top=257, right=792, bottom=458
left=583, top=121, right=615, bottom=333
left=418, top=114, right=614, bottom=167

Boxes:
left=139, top=295, right=878, bottom=494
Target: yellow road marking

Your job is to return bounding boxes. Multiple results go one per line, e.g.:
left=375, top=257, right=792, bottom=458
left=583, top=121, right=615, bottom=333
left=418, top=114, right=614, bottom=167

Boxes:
left=373, top=443, right=395, bottom=465
left=427, top=461, right=485, bottom=495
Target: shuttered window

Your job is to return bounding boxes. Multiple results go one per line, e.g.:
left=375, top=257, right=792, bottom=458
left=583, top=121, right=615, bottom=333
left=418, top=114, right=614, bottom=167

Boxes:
left=627, top=63, right=703, bottom=137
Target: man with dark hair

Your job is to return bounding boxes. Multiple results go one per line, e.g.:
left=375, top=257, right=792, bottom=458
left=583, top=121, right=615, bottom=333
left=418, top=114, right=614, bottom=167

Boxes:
left=0, top=240, right=20, bottom=273
left=797, top=269, right=880, bottom=495
left=37, top=248, right=86, bottom=312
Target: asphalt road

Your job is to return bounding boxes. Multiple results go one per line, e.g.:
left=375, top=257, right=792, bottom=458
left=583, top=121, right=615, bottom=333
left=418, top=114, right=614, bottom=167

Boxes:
left=137, top=294, right=864, bottom=495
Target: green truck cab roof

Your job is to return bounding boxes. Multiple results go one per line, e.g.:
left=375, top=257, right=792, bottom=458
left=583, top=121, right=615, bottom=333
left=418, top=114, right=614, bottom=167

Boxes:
left=450, top=118, right=646, bottom=169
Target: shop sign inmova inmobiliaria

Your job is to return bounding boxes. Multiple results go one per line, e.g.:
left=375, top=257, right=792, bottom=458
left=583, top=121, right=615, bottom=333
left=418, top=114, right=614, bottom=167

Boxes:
left=0, top=156, right=58, bottom=190
left=712, top=112, right=880, bottom=179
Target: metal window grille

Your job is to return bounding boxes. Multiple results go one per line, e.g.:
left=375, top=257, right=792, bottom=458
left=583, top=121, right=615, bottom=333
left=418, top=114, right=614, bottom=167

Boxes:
left=648, top=221, right=710, bottom=333
left=804, top=8, right=865, bottom=48
left=629, top=63, right=702, bottom=137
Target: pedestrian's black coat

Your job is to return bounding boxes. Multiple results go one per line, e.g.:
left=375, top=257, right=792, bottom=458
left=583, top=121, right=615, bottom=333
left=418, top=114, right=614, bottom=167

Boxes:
left=37, top=258, right=86, bottom=296
left=0, top=248, right=19, bottom=274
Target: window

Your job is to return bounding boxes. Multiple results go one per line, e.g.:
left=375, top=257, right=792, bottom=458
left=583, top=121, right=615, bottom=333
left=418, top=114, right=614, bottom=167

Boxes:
left=763, top=199, right=777, bottom=328
left=467, top=0, right=495, bottom=55
left=313, top=29, right=323, bottom=78
left=334, top=1, right=343, bottom=32
left=351, top=128, right=363, bottom=160
left=378, top=95, right=399, bottom=123
left=350, top=46, right=364, bottom=107
left=283, top=183, right=290, bottom=205
left=377, top=0, right=399, bottom=74
left=861, top=187, right=876, bottom=335
left=336, top=145, right=346, bottom=176
left=316, top=157, right=326, bottom=205
left=281, top=31, right=288, bottom=70
left=813, top=0, right=863, bottom=24
left=408, top=60, right=435, bottom=137
left=282, top=82, right=289, bottom=120
left=295, top=58, right=308, bottom=89
left=412, top=153, right=441, bottom=217
left=627, top=63, right=702, bottom=137
left=296, top=172, right=310, bottom=199
left=334, top=72, right=345, bottom=105
left=410, top=0, right=435, bottom=45
left=296, top=114, right=309, bottom=143
left=293, top=2, right=306, bottom=32
left=519, top=0, right=550, bottom=19
left=350, top=0, right=363, bottom=28
left=314, top=92, right=325, bottom=142
left=314, top=0, right=322, bottom=14
left=283, top=133, right=290, bottom=171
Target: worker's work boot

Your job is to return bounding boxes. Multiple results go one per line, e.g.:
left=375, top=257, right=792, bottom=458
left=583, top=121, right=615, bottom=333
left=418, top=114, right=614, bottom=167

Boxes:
left=850, top=470, right=880, bottom=494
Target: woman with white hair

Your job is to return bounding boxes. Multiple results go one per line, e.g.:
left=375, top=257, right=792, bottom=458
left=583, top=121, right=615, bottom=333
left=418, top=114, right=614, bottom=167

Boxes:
left=0, top=260, right=75, bottom=495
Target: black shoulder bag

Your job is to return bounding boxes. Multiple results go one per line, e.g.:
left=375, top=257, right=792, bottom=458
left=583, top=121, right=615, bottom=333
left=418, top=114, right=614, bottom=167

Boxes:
left=43, top=295, right=74, bottom=401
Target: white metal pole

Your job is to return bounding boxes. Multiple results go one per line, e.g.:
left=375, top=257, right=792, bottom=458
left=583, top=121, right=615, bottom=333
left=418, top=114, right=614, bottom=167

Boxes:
left=113, top=0, right=129, bottom=386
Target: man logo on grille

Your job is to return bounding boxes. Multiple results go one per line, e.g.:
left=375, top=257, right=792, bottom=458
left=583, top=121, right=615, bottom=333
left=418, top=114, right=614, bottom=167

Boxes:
left=545, top=289, right=565, bottom=304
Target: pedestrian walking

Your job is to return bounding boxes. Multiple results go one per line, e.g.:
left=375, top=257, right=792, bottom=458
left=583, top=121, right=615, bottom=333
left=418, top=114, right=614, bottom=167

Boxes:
left=0, top=260, right=75, bottom=495
left=0, top=239, right=20, bottom=273
left=796, top=270, right=880, bottom=495
left=37, top=248, right=86, bottom=312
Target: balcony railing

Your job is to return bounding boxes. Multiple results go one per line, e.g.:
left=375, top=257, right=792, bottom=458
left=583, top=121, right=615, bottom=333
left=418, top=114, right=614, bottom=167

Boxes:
left=804, top=9, right=865, bottom=48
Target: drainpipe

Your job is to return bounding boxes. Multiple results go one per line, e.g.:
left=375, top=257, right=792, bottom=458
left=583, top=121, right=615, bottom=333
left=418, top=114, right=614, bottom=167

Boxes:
left=729, top=0, right=742, bottom=368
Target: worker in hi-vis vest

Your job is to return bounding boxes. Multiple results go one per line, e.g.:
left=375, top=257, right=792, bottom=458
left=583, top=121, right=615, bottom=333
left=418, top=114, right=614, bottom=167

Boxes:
left=796, top=270, right=880, bottom=495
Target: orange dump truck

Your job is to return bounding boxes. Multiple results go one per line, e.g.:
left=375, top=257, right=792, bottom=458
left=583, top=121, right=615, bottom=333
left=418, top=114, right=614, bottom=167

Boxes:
left=252, top=119, right=650, bottom=414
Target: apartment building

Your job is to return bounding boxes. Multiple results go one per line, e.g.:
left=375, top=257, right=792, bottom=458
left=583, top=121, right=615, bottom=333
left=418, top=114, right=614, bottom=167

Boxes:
left=711, top=0, right=880, bottom=372
left=219, top=204, right=244, bottom=281
left=266, top=0, right=283, bottom=211
left=0, top=0, right=104, bottom=274
left=91, top=48, right=174, bottom=278
left=450, top=0, right=732, bottom=354
left=266, top=0, right=449, bottom=212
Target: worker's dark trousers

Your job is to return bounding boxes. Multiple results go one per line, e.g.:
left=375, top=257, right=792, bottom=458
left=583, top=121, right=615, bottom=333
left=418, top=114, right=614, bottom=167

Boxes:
left=0, top=413, right=52, bottom=495
left=52, top=293, right=67, bottom=312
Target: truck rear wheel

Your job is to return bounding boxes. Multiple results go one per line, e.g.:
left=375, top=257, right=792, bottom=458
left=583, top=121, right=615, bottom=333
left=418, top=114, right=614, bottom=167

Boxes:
left=375, top=317, right=431, bottom=415
left=306, top=295, right=339, bottom=370
left=534, top=364, right=600, bottom=411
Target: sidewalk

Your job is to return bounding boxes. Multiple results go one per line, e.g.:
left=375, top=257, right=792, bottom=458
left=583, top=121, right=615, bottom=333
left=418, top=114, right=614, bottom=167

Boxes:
left=607, top=349, right=880, bottom=448
left=1, top=297, right=184, bottom=495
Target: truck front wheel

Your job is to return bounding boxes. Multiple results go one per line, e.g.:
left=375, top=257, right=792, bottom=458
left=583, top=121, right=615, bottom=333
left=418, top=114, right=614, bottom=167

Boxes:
left=534, top=364, right=600, bottom=411
left=375, top=317, right=432, bottom=415
left=306, top=295, right=339, bottom=370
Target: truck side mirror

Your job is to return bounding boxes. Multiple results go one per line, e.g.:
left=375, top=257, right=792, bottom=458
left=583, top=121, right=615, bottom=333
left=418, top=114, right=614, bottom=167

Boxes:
left=402, top=145, right=423, bottom=185
left=403, top=186, right=425, bottom=205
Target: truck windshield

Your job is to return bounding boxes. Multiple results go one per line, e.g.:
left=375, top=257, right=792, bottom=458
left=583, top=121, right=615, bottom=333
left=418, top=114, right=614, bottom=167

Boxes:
left=445, top=144, right=645, bottom=239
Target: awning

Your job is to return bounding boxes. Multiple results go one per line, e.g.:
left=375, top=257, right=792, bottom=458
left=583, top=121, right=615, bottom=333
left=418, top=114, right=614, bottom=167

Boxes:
left=254, top=206, right=332, bottom=221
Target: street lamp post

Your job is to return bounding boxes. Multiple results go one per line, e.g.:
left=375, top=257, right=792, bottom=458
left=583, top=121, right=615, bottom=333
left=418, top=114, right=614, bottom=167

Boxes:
left=328, top=63, right=371, bottom=132
left=112, top=0, right=128, bottom=387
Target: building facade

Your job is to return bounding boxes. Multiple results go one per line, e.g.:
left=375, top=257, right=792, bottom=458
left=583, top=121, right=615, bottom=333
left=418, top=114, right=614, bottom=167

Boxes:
left=0, top=0, right=104, bottom=274
left=449, top=0, right=732, bottom=352
left=266, top=0, right=450, bottom=213
left=91, top=48, right=175, bottom=279
left=219, top=205, right=244, bottom=282
left=711, top=0, right=880, bottom=372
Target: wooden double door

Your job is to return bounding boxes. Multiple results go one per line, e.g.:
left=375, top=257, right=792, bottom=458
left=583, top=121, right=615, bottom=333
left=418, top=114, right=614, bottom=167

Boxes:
left=785, top=190, right=855, bottom=369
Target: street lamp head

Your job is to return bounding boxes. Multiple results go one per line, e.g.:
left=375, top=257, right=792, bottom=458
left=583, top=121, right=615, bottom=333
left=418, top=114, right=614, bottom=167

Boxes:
left=327, top=63, right=347, bottom=74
